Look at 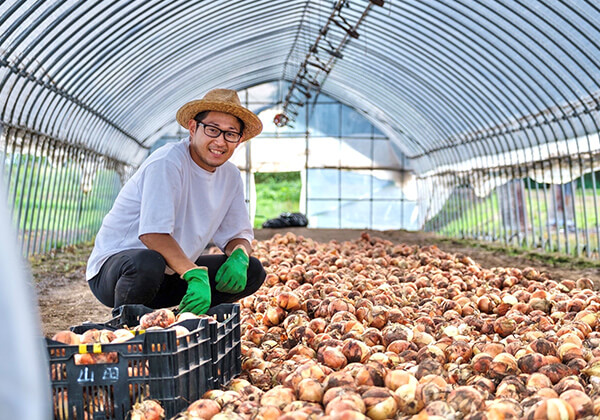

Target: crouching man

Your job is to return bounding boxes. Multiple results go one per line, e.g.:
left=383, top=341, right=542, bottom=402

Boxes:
left=86, top=89, right=266, bottom=315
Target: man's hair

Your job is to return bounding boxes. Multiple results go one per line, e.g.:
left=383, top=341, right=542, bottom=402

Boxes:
left=193, top=111, right=245, bottom=135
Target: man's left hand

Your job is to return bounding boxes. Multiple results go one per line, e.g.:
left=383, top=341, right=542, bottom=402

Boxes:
left=215, top=246, right=249, bottom=294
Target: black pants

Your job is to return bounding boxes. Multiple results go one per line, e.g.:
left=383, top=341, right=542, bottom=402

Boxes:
left=88, top=249, right=266, bottom=309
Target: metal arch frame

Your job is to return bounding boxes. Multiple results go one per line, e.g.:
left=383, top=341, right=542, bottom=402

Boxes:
left=0, top=1, right=146, bottom=156
left=415, top=0, right=600, bottom=254
left=417, top=0, right=584, bottom=250
left=398, top=2, right=550, bottom=160
left=1, top=0, right=599, bottom=162
left=327, top=13, right=508, bottom=162
left=512, top=0, right=600, bottom=255
left=340, top=5, right=529, bottom=186
left=279, top=0, right=379, bottom=124
left=404, top=0, right=576, bottom=249
left=472, top=0, right=592, bottom=253
left=26, top=1, right=160, bottom=151
left=62, top=2, right=291, bottom=114
left=107, top=29, right=297, bottom=137
left=0, top=21, right=145, bottom=153
left=351, top=4, right=528, bottom=163
left=321, top=60, right=470, bottom=168
left=1, top=0, right=600, bottom=258
left=556, top=1, right=600, bottom=255
left=69, top=1, right=299, bottom=142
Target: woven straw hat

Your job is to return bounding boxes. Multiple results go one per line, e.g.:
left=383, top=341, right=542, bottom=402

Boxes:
left=176, top=89, right=263, bottom=141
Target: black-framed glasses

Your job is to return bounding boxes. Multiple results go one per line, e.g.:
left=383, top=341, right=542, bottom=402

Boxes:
left=196, top=122, right=242, bottom=143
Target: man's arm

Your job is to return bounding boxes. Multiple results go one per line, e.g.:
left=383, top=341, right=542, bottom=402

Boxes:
left=224, top=238, right=252, bottom=256
left=139, top=233, right=197, bottom=275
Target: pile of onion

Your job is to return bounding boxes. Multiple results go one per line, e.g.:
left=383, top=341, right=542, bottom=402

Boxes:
left=176, top=231, right=600, bottom=420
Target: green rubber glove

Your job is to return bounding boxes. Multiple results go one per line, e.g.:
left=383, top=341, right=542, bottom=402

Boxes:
left=215, top=247, right=249, bottom=294
left=179, top=267, right=211, bottom=315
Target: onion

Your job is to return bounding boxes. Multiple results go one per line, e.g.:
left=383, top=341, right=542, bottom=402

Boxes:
left=318, top=346, right=348, bottom=370
left=362, top=387, right=398, bottom=420
left=260, top=385, right=296, bottom=409
left=175, top=311, right=200, bottom=322
left=277, top=292, right=302, bottom=311
left=216, top=390, right=241, bottom=409
left=560, top=389, right=593, bottom=417
left=308, top=318, right=327, bottom=334
left=324, top=392, right=366, bottom=415
left=384, top=369, right=417, bottom=392
left=167, top=325, right=189, bottom=338
left=353, top=362, right=387, bottom=387
left=446, top=385, right=485, bottom=416
left=296, top=378, right=324, bottom=403
left=187, top=399, right=221, bottom=418
left=203, top=389, right=225, bottom=401
left=323, top=410, right=369, bottom=420
left=210, top=413, right=245, bottom=420
left=263, top=306, right=287, bottom=327
left=139, top=308, right=175, bottom=329
left=245, top=327, right=266, bottom=345
left=51, top=330, right=80, bottom=345
left=530, top=397, right=575, bottom=420
left=361, top=328, right=383, bottom=347
left=228, top=378, right=252, bottom=392
left=130, top=399, right=165, bottom=420
left=255, top=405, right=281, bottom=420
left=80, top=329, right=101, bottom=344
left=287, top=344, right=316, bottom=360
left=112, top=328, right=136, bottom=343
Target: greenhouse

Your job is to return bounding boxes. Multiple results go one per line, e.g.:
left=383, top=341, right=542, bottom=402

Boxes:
left=2, top=1, right=600, bottom=419
left=1, top=0, right=599, bottom=258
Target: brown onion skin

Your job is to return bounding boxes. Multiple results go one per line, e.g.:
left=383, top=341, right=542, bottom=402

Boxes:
left=187, top=399, right=221, bottom=418
left=518, top=352, right=546, bottom=374
left=447, top=386, right=485, bottom=416
left=342, top=339, right=371, bottom=363
left=560, top=389, right=593, bottom=418
left=296, top=378, right=324, bottom=403
left=52, top=330, right=81, bottom=345
left=361, top=387, right=399, bottom=420
left=529, top=397, right=576, bottom=420
left=232, top=234, right=600, bottom=420
left=538, top=363, right=571, bottom=385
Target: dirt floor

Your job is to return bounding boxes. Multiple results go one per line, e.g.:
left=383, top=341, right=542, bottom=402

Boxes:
left=33, top=228, right=600, bottom=338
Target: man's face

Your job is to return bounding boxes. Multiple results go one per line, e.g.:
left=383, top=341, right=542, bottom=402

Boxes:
left=188, top=111, right=242, bottom=172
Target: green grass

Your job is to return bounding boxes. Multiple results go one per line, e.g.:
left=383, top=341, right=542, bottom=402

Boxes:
left=4, top=153, right=122, bottom=254
left=254, top=172, right=301, bottom=228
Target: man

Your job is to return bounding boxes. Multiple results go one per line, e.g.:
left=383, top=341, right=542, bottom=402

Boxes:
left=86, top=89, right=266, bottom=315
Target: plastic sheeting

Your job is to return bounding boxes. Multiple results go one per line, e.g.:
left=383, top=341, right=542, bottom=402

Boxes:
left=1, top=1, right=600, bottom=248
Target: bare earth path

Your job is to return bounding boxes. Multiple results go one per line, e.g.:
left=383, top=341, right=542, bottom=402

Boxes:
left=33, top=228, right=600, bottom=338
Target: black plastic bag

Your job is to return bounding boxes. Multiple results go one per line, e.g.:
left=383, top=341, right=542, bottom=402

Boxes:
left=262, top=212, right=308, bottom=228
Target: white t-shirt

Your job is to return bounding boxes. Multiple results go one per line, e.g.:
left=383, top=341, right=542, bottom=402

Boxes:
left=86, top=138, right=253, bottom=280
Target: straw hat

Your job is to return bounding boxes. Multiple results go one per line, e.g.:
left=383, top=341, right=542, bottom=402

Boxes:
left=176, top=89, right=263, bottom=141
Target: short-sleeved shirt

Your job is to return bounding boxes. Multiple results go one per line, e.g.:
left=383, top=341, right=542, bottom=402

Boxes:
left=86, top=138, right=253, bottom=280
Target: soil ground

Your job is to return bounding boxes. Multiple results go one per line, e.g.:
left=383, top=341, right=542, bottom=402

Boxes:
left=33, top=228, right=600, bottom=338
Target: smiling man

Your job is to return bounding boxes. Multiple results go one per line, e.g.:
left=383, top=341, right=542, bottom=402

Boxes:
left=86, top=89, right=266, bottom=315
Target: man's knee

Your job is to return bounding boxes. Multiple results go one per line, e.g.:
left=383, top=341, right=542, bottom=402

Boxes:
left=246, top=257, right=266, bottom=293
left=114, top=250, right=166, bottom=306
left=121, top=249, right=166, bottom=281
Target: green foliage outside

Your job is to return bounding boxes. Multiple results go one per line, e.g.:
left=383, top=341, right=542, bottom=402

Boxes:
left=4, top=153, right=121, bottom=254
left=254, top=172, right=301, bottom=228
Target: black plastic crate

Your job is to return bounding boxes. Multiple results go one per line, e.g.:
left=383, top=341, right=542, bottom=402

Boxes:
left=206, top=304, right=242, bottom=388
left=48, top=316, right=213, bottom=419
left=106, top=304, right=156, bottom=329
left=107, top=303, right=242, bottom=388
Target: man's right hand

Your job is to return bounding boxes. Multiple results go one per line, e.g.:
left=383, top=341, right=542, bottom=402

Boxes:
left=178, top=267, right=211, bottom=315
